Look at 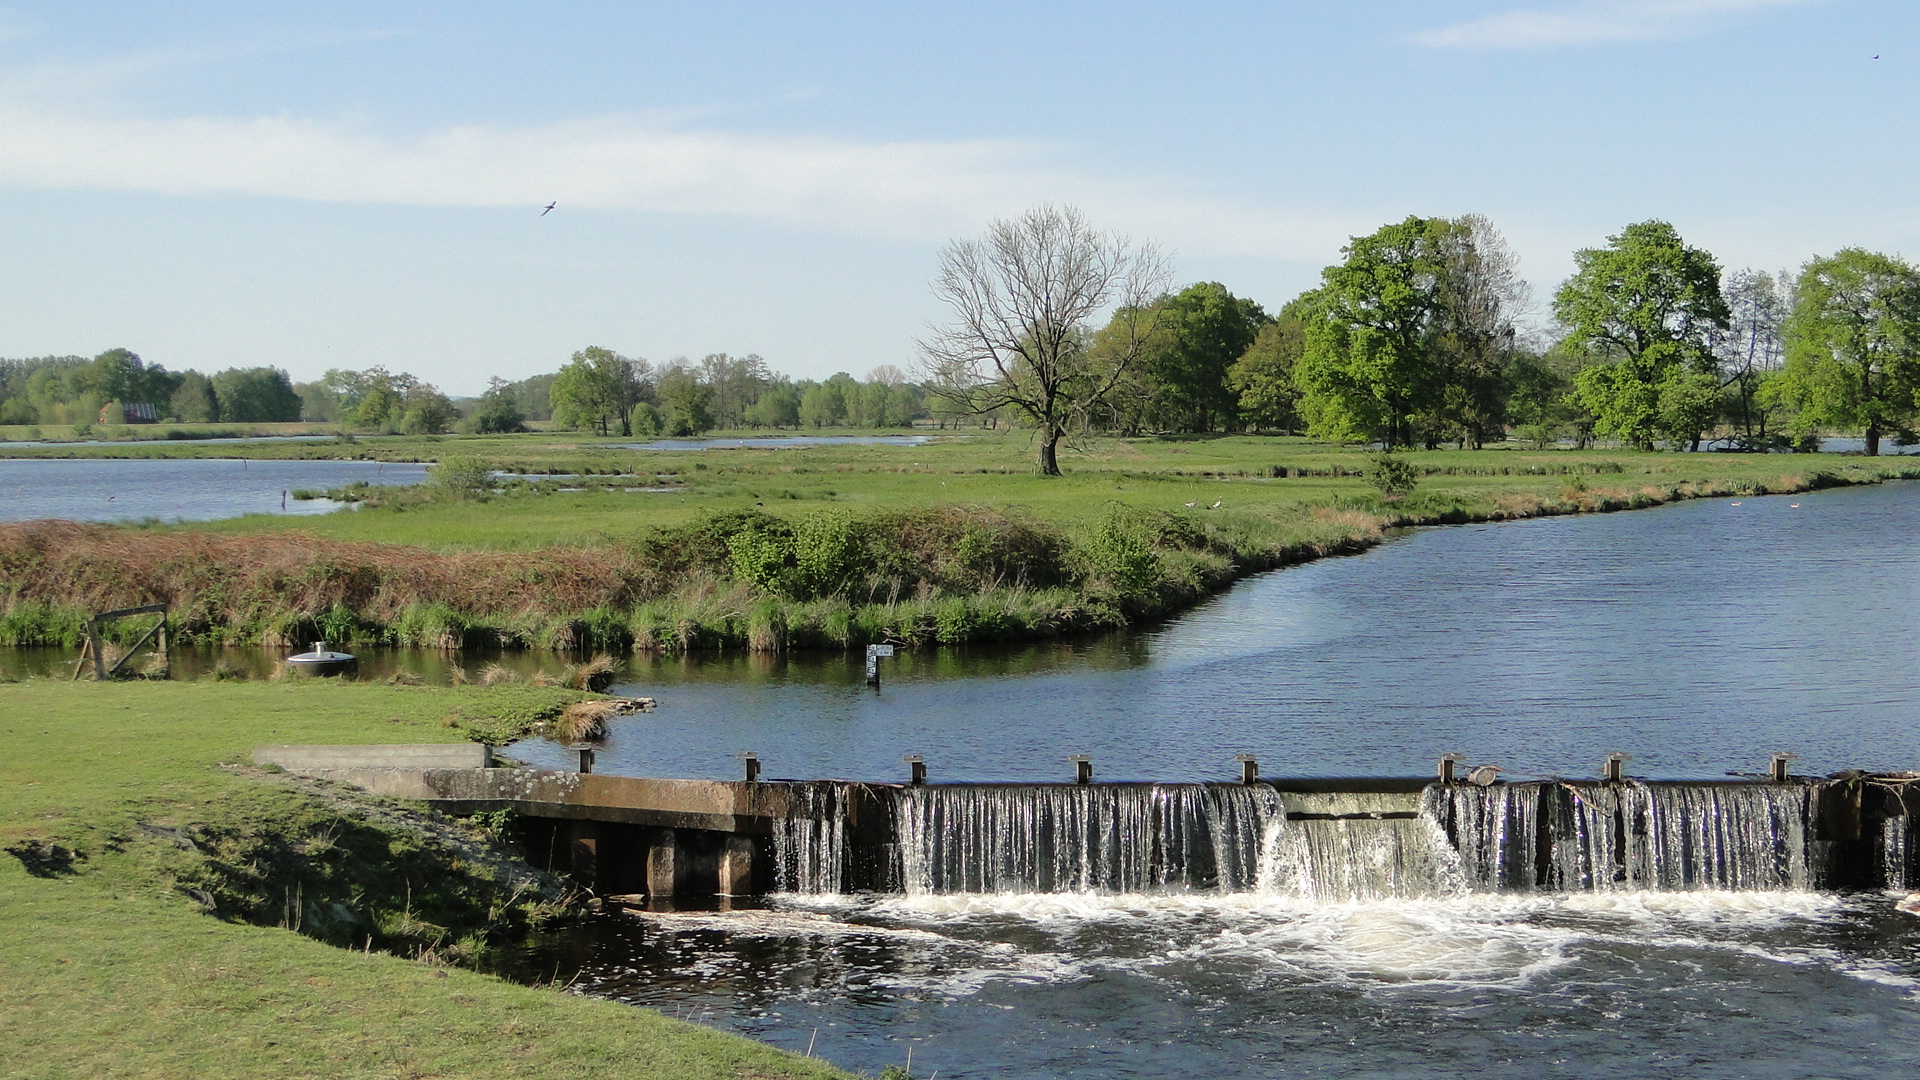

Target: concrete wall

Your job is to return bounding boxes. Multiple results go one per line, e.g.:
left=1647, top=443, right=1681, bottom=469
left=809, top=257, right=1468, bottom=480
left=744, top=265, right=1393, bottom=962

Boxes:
left=254, top=743, right=493, bottom=770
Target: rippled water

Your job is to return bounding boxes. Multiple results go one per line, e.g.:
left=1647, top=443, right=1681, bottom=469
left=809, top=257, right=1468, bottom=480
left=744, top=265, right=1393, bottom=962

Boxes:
left=481, top=480, right=1920, bottom=1080
left=504, top=480, right=1920, bottom=783
left=0, top=457, right=426, bottom=522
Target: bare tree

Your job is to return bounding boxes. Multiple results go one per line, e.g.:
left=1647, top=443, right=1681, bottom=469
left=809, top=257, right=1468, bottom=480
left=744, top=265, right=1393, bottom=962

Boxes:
left=1433, top=213, right=1531, bottom=448
left=920, top=205, right=1171, bottom=475
left=1715, top=268, right=1790, bottom=446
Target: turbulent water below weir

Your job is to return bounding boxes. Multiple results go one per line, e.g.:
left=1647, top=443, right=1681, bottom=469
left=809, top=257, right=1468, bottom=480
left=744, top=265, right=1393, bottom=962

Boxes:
left=509, top=779, right=1920, bottom=1079
left=534, top=890, right=1920, bottom=1080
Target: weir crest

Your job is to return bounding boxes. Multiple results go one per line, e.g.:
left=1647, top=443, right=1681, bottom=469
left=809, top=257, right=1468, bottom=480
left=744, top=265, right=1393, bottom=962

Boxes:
left=768, top=777, right=1917, bottom=899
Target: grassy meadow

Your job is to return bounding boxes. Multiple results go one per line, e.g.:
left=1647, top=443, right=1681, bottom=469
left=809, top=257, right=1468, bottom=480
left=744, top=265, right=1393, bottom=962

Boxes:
left=4, top=429, right=1918, bottom=652
left=0, top=678, right=851, bottom=1080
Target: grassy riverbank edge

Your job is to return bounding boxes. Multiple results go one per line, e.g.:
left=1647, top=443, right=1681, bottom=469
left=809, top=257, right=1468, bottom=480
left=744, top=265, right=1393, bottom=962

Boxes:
left=0, top=680, right=853, bottom=1080
left=6, top=457, right=1917, bottom=656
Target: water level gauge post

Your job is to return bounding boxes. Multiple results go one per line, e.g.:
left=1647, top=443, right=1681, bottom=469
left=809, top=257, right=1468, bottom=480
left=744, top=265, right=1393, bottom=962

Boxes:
left=865, top=643, right=895, bottom=689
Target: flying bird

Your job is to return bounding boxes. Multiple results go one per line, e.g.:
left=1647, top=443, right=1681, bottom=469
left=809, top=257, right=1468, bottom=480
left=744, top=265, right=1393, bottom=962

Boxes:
left=540, top=201, right=557, bottom=216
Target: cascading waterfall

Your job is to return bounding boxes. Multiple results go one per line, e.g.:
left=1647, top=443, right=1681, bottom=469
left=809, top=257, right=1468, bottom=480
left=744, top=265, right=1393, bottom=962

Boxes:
left=1430, top=781, right=1825, bottom=892
left=895, top=783, right=1281, bottom=894
left=1260, top=791, right=1465, bottom=901
left=773, top=781, right=852, bottom=893
left=770, top=778, right=1860, bottom=899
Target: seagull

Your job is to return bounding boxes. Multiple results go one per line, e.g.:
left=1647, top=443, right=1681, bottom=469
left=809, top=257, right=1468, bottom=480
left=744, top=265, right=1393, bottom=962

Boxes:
left=540, top=201, right=557, bottom=216
left=1466, top=764, right=1503, bottom=787
left=1790, top=502, right=1800, bottom=508
left=1730, top=501, right=1742, bottom=506
left=1210, top=500, right=1223, bottom=509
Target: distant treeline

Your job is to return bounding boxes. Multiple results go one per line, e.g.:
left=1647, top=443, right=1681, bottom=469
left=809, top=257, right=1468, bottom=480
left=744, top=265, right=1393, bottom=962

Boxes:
left=492, top=350, right=940, bottom=437
left=11, top=213, right=1910, bottom=452
left=0, top=350, right=302, bottom=432
left=1071, top=215, right=1917, bottom=455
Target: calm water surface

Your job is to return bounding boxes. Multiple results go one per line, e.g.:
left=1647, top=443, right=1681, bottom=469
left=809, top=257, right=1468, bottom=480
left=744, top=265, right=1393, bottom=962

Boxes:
left=0, top=457, right=426, bottom=522
left=496, top=480, right=1920, bottom=784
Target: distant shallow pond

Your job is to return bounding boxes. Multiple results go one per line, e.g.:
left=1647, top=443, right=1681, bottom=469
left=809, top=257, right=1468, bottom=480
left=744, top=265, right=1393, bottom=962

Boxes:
left=0, top=457, right=426, bottom=523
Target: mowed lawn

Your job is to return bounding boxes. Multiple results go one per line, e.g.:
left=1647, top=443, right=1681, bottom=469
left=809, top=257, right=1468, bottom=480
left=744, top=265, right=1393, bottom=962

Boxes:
left=0, top=680, right=850, bottom=1080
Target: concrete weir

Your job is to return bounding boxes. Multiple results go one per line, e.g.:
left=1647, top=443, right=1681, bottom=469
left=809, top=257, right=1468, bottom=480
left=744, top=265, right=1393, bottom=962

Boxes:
left=252, top=745, right=1920, bottom=900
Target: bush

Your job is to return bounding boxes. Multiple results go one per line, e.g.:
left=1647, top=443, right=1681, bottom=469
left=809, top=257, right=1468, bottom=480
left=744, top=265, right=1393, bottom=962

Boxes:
left=1365, top=451, right=1419, bottom=501
left=429, top=456, right=493, bottom=501
left=1081, top=503, right=1163, bottom=598
left=792, top=508, right=862, bottom=598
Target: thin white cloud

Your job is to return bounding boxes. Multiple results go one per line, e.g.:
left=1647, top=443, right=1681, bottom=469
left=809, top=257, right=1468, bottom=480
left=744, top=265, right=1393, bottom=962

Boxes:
left=1413, top=0, right=1823, bottom=50
left=0, top=105, right=1356, bottom=260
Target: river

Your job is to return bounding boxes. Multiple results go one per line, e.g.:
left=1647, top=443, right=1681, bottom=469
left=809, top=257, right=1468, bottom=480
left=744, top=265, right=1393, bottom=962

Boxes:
left=479, top=480, right=1920, bottom=1080
left=12, top=473, right=1920, bottom=1077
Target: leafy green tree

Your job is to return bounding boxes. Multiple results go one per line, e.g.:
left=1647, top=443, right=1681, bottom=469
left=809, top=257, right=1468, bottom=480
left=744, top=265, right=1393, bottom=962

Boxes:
left=1555, top=221, right=1729, bottom=450
left=210, top=367, right=302, bottom=422
left=656, top=363, right=714, bottom=436
left=1125, top=282, right=1269, bottom=432
left=169, top=371, right=219, bottom=422
left=1296, top=216, right=1457, bottom=447
left=465, top=377, right=526, bottom=434
left=397, top=385, right=458, bottom=435
left=1774, top=248, right=1920, bottom=455
left=550, top=347, right=650, bottom=435
left=798, top=380, right=846, bottom=428
left=746, top=385, right=800, bottom=428
left=698, top=353, right=772, bottom=429
left=1229, top=295, right=1314, bottom=433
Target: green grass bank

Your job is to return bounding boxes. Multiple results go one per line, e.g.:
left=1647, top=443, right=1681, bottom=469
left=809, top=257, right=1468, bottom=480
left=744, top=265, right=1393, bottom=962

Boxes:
left=0, top=679, right=851, bottom=1080
left=5, top=432, right=1917, bottom=653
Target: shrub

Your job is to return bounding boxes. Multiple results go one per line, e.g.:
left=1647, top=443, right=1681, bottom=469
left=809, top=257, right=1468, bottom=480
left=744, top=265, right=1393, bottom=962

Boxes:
left=792, top=508, right=862, bottom=598
left=428, top=456, right=493, bottom=500
left=1080, top=503, right=1164, bottom=598
left=1365, top=451, right=1419, bottom=501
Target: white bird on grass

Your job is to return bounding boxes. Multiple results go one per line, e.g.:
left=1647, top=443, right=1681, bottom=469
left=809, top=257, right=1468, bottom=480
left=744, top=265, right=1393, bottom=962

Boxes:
left=1210, top=500, right=1223, bottom=510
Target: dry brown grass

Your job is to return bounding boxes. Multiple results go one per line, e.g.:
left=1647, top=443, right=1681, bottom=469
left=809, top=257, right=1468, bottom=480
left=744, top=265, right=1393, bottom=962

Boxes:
left=0, top=521, right=642, bottom=633
left=477, top=663, right=518, bottom=687
left=552, top=699, right=619, bottom=742
left=562, top=653, right=618, bottom=691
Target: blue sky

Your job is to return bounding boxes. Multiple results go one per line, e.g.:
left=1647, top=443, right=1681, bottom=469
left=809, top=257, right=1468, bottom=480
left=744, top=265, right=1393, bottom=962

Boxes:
left=0, top=1, right=1911, bottom=394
